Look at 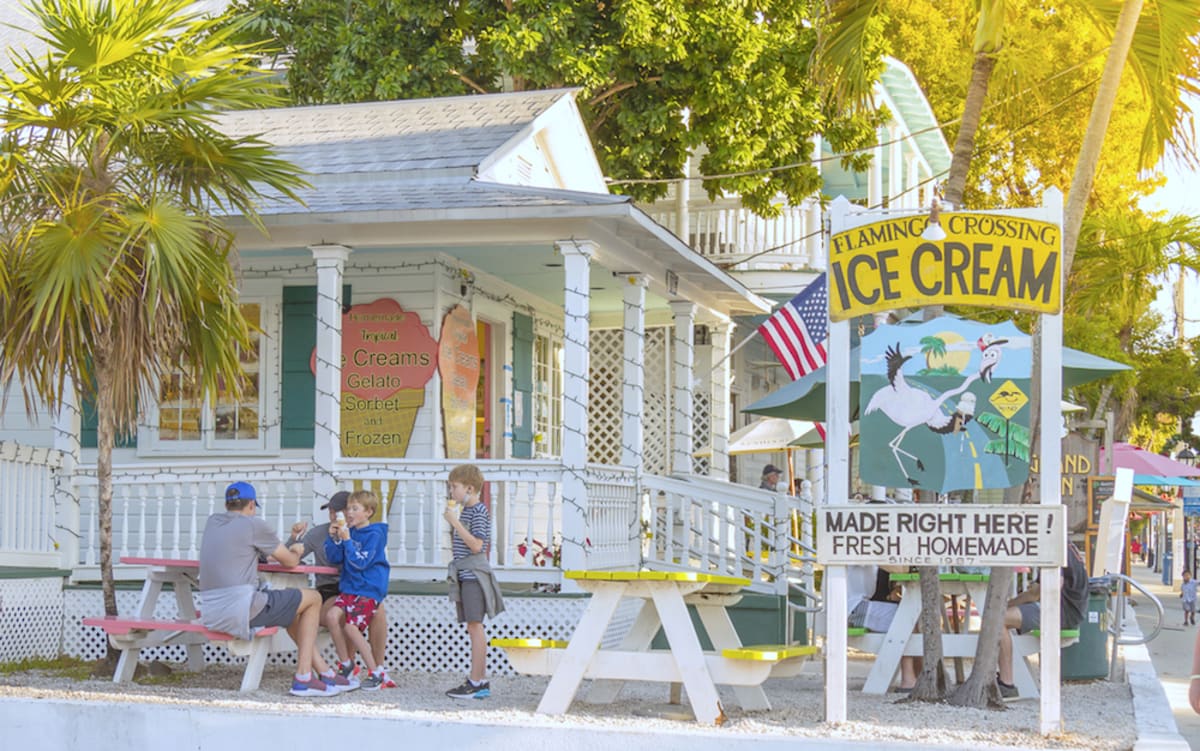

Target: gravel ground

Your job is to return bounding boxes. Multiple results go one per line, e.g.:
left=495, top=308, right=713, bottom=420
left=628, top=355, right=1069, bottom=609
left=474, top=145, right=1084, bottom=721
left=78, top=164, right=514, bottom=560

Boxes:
left=0, top=656, right=1137, bottom=750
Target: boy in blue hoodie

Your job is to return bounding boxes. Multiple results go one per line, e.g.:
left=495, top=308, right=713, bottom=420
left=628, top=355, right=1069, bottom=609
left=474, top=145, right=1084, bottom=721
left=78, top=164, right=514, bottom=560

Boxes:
left=323, top=489, right=391, bottom=690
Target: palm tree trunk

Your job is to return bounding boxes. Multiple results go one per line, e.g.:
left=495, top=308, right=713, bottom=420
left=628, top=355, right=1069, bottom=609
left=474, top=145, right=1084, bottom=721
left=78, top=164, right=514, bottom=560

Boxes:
left=910, top=565, right=947, bottom=700
left=944, top=52, right=997, bottom=207
left=948, top=565, right=1013, bottom=708
left=1061, top=0, right=1145, bottom=275
left=95, top=353, right=118, bottom=652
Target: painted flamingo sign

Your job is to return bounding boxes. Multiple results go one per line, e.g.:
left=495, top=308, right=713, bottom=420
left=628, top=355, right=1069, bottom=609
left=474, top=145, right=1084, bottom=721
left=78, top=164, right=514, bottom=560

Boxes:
left=311, top=298, right=438, bottom=457
left=858, top=317, right=1031, bottom=492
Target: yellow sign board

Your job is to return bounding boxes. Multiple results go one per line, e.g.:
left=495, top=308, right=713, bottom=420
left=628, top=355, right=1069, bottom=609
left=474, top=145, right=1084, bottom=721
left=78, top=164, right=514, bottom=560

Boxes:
left=828, top=212, right=1061, bottom=321
left=988, top=379, right=1028, bottom=420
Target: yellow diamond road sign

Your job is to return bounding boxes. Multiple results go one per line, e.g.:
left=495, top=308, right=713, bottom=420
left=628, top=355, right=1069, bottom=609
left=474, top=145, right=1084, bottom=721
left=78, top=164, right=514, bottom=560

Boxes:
left=989, top=380, right=1028, bottom=420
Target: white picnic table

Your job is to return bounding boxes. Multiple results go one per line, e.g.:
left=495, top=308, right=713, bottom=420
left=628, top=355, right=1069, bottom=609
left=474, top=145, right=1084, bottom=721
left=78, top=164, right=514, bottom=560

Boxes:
left=851, top=572, right=1045, bottom=698
left=496, top=569, right=816, bottom=726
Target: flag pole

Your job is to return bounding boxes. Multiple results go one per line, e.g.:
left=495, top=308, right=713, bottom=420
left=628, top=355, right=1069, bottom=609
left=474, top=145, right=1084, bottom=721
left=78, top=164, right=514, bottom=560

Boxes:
left=708, top=328, right=760, bottom=376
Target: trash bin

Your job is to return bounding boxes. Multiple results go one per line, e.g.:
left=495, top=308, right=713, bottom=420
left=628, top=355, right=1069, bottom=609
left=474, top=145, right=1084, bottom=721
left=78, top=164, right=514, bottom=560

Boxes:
left=1062, top=579, right=1110, bottom=680
left=1162, top=550, right=1174, bottom=586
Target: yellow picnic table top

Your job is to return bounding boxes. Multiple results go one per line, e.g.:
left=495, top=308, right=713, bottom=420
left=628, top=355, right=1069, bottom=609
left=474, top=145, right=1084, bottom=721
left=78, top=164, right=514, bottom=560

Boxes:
left=563, top=569, right=751, bottom=587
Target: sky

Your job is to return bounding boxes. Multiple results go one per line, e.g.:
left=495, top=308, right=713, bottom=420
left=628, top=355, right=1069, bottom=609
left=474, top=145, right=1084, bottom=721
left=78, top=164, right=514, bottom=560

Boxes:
left=1142, top=95, right=1200, bottom=340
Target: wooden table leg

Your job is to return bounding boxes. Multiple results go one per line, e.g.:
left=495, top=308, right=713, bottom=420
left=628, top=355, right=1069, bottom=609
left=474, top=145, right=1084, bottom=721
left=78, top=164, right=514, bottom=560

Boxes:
left=586, top=598, right=661, bottom=704
left=537, top=585, right=625, bottom=716
left=694, top=604, right=770, bottom=711
left=171, top=576, right=205, bottom=672
left=862, top=588, right=921, bottom=694
left=652, top=587, right=725, bottom=725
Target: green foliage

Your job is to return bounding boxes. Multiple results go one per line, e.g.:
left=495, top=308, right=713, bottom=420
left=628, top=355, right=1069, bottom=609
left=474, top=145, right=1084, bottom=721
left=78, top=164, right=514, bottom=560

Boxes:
left=978, top=411, right=1031, bottom=463
left=0, top=0, right=307, bottom=427
left=228, top=0, right=887, bottom=213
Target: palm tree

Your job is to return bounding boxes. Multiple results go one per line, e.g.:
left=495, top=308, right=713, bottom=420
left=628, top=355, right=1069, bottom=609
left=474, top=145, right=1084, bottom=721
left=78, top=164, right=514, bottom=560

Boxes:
left=0, top=0, right=306, bottom=636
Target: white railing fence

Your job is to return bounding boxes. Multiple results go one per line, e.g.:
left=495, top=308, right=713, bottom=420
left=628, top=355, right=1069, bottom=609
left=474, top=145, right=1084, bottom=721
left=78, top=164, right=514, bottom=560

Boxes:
left=648, top=199, right=819, bottom=268
left=0, top=441, right=66, bottom=567
left=70, top=457, right=580, bottom=586
left=583, top=464, right=640, bottom=570
left=640, top=472, right=812, bottom=597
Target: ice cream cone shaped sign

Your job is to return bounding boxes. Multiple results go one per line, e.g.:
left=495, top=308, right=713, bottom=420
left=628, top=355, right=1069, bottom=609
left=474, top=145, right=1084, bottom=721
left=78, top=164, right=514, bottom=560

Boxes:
left=310, top=298, right=437, bottom=457
left=438, top=304, right=480, bottom=458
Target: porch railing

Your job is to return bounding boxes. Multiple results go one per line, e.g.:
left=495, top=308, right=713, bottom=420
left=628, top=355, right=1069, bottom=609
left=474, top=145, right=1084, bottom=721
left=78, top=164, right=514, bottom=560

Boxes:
left=0, top=441, right=66, bottom=567
left=640, top=472, right=813, bottom=598
left=647, top=199, right=820, bottom=269
left=71, top=457, right=637, bottom=586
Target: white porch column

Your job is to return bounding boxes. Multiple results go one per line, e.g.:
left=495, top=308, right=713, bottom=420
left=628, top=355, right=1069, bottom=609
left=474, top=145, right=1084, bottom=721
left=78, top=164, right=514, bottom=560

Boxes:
left=869, top=128, right=885, bottom=209
left=675, top=154, right=691, bottom=244
left=906, top=153, right=921, bottom=209
left=53, top=378, right=81, bottom=570
left=670, top=300, right=696, bottom=476
left=310, top=244, right=350, bottom=516
left=557, top=239, right=595, bottom=572
left=888, top=127, right=903, bottom=206
left=621, top=274, right=648, bottom=468
left=708, top=320, right=733, bottom=480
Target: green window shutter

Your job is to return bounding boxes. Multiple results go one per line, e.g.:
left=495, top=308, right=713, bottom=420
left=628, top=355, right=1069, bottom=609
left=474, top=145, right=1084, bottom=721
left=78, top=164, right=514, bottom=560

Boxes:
left=280, top=285, right=350, bottom=449
left=511, top=312, right=534, bottom=458
left=80, top=388, right=136, bottom=449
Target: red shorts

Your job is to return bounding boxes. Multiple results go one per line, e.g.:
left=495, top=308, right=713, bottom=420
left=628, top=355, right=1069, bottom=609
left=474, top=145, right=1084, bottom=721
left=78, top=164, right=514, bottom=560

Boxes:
left=333, top=593, right=379, bottom=631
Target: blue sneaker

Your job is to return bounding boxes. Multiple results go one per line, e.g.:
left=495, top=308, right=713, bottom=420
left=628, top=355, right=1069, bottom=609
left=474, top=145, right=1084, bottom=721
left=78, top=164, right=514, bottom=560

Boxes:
left=290, top=675, right=337, bottom=697
left=446, top=679, right=490, bottom=699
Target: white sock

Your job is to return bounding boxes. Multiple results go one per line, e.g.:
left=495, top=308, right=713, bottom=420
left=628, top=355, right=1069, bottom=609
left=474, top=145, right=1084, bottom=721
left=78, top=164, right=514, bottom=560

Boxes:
left=295, top=672, right=311, bottom=682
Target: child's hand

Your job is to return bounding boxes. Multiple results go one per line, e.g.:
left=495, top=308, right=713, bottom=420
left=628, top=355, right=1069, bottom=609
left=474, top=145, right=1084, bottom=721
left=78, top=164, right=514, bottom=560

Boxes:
left=291, top=520, right=309, bottom=538
left=443, top=501, right=458, bottom=524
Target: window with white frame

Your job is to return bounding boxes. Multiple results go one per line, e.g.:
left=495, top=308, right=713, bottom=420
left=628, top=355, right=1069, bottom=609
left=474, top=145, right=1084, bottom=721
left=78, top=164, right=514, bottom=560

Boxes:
left=144, top=294, right=278, bottom=453
left=533, top=332, right=563, bottom=457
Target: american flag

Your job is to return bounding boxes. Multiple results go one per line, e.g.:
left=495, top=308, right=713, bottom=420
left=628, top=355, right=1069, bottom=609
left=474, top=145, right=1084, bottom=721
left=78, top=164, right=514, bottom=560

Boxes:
left=758, top=273, right=828, bottom=380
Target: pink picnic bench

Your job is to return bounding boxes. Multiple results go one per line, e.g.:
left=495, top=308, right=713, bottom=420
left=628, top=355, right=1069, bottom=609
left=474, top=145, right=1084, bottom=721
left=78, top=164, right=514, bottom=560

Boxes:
left=82, top=615, right=281, bottom=691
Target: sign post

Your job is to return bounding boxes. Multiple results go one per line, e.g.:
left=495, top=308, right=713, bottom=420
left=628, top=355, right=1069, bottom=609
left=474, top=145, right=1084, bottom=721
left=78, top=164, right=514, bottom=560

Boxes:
left=823, top=188, right=1065, bottom=731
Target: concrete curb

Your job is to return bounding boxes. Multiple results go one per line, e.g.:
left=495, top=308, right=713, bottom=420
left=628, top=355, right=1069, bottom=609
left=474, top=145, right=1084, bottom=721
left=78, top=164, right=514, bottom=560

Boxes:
left=1122, top=597, right=1190, bottom=750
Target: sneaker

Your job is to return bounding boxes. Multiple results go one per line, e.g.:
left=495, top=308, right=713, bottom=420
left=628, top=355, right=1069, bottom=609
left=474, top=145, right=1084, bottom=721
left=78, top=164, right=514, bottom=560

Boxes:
left=997, top=680, right=1018, bottom=700
left=336, top=661, right=359, bottom=680
left=360, top=671, right=385, bottom=691
left=290, top=676, right=337, bottom=697
left=446, top=679, right=490, bottom=699
left=379, top=671, right=397, bottom=689
left=321, top=672, right=359, bottom=693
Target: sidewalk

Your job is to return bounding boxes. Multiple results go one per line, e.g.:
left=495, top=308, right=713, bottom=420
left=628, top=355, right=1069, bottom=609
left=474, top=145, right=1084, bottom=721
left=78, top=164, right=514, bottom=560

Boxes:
left=1129, top=560, right=1200, bottom=749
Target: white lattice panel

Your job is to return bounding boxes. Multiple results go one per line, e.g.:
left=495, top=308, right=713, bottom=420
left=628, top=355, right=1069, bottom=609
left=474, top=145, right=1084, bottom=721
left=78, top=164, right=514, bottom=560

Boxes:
left=0, top=577, right=64, bottom=661
left=588, top=327, right=672, bottom=475
left=587, top=328, right=624, bottom=466
left=692, top=391, right=711, bottom=475
left=644, top=327, right=670, bottom=475
left=59, top=589, right=639, bottom=676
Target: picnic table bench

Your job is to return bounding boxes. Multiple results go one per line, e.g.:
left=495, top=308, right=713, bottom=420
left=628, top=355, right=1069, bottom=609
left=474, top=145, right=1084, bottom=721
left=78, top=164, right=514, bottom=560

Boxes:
left=82, top=556, right=336, bottom=692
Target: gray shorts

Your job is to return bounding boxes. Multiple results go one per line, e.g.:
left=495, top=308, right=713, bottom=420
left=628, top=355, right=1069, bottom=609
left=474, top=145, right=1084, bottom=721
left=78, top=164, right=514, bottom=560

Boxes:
left=249, top=588, right=303, bottom=628
left=455, top=579, right=486, bottom=624
left=1016, top=602, right=1041, bottom=634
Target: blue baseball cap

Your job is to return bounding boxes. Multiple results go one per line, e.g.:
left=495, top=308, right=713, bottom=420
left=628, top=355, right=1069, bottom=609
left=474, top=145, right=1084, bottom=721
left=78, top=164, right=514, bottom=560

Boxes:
left=225, top=481, right=259, bottom=507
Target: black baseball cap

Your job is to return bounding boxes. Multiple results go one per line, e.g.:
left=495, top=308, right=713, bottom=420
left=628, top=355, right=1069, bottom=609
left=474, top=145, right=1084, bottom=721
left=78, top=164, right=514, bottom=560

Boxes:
left=321, top=491, right=350, bottom=512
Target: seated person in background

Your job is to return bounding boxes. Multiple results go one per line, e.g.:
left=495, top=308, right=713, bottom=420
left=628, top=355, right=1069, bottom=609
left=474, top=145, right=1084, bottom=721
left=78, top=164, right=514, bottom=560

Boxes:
left=997, top=541, right=1088, bottom=699
left=287, top=491, right=392, bottom=687
left=848, top=564, right=921, bottom=693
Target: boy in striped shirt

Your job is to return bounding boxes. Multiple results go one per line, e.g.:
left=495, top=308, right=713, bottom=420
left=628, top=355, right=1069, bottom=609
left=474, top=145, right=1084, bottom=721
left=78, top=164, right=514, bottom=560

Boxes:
left=443, top=464, right=504, bottom=699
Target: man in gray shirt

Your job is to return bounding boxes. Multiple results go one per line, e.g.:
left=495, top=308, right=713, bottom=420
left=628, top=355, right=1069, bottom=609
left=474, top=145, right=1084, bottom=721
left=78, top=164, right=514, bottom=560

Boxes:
left=198, top=481, right=349, bottom=697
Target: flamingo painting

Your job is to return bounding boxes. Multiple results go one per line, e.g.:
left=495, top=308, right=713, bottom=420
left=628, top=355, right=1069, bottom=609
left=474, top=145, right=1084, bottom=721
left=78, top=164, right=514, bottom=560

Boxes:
left=864, top=336, right=1007, bottom=485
